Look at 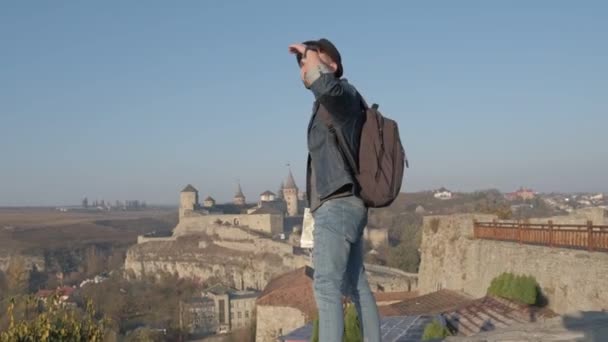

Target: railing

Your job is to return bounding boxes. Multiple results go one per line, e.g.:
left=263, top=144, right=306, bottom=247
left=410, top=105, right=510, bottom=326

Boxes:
left=473, top=220, right=608, bottom=252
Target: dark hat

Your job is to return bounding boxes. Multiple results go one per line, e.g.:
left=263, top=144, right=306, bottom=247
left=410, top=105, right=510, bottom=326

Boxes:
left=302, top=38, right=343, bottom=78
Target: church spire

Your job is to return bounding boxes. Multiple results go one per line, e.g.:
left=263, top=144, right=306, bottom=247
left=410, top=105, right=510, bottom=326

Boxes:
left=235, top=182, right=245, bottom=198
left=285, top=169, right=297, bottom=190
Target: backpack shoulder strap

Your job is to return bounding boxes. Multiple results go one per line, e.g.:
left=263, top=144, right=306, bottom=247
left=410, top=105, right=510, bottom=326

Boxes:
left=316, top=101, right=360, bottom=175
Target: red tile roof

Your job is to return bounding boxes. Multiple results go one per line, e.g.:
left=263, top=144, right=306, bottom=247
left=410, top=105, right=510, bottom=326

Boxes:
left=444, top=295, right=557, bottom=336
left=36, top=286, right=75, bottom=299
left=379, top=289, right=472, bottom=317
left=373, top=291, right=419, bottom=303
left=256, top=266, right=317, bottom=319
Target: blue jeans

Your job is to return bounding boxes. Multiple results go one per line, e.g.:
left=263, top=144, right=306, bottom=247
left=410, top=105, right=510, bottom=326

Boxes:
left=312, top=195, right=381, bottom=342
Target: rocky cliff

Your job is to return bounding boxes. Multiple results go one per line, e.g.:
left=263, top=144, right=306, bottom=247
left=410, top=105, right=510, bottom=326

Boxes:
left=125, top=223, right=307, bottom=290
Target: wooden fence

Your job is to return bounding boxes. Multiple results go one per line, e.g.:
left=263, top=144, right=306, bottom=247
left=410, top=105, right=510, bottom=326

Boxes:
left=473, top=220, right=608, bottom=252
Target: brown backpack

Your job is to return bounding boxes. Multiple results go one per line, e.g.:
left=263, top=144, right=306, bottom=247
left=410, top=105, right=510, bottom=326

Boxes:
left=318, top=93, right=408, bottom=208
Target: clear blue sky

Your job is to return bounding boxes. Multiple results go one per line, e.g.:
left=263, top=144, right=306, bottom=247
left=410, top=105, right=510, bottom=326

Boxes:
left=1, top=1, right=607, bottom=206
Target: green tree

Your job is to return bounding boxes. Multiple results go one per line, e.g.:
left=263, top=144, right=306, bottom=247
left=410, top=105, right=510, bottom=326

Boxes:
left=0, top=270, right=7, bottom=299
left=0, top=296, right=106, bottom=341
left=311, top=304, right=362, bottom=342
left=5, top=256, right=28, bottom=295
left=343, top=304, right=362, bottom=342
left=27, top=265, right=48, bottom=294
left=311, top=316, right=319, bottom=342
left=386, top=241, right=420, bottom=273
left=487, top=272, right=539, bottom=305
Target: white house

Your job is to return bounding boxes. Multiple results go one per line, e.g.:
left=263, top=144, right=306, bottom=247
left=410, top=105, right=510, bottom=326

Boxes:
left=259, top=190, right=277, bottom=202
left=434, top=188, right=453, bottom=200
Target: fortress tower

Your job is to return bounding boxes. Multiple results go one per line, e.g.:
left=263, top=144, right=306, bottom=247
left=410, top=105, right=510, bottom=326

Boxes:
left=283, top=170, right=299, bottom=217
left=234, top=183, right=246, bottom=206
left=180, top=184, right=199, bottom=218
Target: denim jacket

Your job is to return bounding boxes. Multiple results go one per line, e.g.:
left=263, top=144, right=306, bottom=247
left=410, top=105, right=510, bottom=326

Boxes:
left=306, top=73, right=365, bottom=211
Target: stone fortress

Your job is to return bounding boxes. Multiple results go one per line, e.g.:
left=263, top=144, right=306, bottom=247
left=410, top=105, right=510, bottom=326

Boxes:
left=127, top=171, right=414, bottom=293
left=176, top=170, right=304, bottom=237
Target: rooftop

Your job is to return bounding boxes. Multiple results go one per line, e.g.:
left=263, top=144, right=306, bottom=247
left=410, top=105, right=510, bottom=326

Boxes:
left=285, top=170, right=297, bottom=190
left=204, top=283, right=238, bottom=296
left=36, top=286, right=76, bottom=299
left=279, top=315, right=435, bottom=342
left=181, top=184, right=198, bottom=193
left=443, top=295, right=557, bottom=337
left=231, top=290, right=260, bottom=300
left=257, top=266, right=316, bottom=319
left=380, top=289, right=472, bottom=317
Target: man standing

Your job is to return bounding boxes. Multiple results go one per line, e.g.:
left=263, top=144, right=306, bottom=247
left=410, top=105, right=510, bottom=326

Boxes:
left=289, top=39, right=381, bottom=342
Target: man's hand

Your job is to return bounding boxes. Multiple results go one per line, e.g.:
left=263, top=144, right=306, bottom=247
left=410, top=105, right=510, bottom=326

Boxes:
left=289, top=43, right=322, bottom=67
left=288, top=44, right=306, bottom=56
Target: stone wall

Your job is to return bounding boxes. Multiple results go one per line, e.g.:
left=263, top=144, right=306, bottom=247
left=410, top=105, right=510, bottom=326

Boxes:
left=255, top=305, right=306, bottom=342
left=175, top=213, right=283, bottom=236
left=137, top=236, right=175, bottom=244
left=365, top=263, right=418, bottom=292
left=418, top=212, right=608, bottom=314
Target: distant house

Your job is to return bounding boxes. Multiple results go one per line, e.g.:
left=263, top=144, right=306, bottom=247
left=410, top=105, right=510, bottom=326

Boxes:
left=506, top=187, right=536, bottom=201
left=433, top=188, right=453, bottom=200
left=260, top=191, right=277, bottom=202
left=36, top=286, right=76, bottom=304
left=203, top=196, right=216, bottom=208
left=590, top=193, right=604, bottom=202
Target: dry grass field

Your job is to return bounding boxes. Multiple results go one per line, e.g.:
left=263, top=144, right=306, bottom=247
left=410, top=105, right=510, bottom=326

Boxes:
left=0, top=207, right=177, bottom=255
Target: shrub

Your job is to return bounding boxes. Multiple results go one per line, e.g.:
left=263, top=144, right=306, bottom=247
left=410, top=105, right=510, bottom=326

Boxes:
left=311, top=316, right=319, bottom=342
left=487, top=272, right=539, bottom=305
left=343, top=304, right=362, bottom=342
left=422, top=319, right=450, bottom=341
left=311, top=304, right=361, bottom=342
left=0, top=296, right=106, bottom=342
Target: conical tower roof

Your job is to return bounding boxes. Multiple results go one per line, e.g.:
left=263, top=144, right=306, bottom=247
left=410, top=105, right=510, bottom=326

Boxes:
left=234, top=183, right=245, bottom=198
left=181, top=184, right=198, bottom=193
left=285, top=170, right=297, bottom=190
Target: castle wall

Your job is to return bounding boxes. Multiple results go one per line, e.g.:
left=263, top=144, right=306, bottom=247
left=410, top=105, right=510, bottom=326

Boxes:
left=137, top=236, right=175, bottom=244
left=176, top=213, right=284, bottom=236
left=418, top=212, right=608, bottom=314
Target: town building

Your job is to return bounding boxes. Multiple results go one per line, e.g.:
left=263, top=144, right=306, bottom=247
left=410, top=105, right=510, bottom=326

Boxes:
left=181, top=297, right=216, bottom=336
left=203, top=284, right=259, bottom=333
